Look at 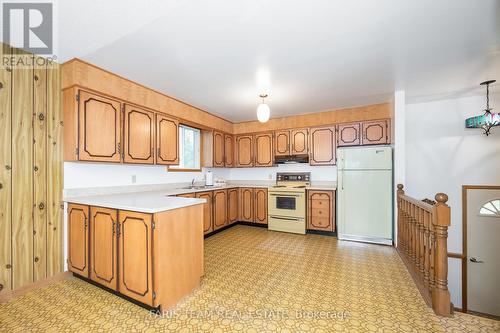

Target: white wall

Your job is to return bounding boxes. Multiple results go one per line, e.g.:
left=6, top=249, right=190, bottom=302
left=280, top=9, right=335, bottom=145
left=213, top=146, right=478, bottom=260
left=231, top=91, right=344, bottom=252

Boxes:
left=405, top=92, right=500, bottom=308
left=229, top=164, right=337, bottom=182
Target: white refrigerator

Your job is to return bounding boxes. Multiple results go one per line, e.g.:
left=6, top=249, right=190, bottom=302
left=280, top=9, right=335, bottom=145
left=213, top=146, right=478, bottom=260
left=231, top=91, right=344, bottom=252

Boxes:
left=337, top=146, right=393, bottom=245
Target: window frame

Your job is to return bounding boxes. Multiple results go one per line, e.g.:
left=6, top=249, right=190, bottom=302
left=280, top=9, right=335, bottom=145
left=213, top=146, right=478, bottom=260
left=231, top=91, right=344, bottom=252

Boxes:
left=168, top=124, right=202, bottom=172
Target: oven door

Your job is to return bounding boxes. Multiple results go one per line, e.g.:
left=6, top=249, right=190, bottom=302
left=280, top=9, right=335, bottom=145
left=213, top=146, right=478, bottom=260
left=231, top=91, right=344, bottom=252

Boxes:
left=268, top=191, right=305, bottom=218
left=268, top=215, right=306, bottom=234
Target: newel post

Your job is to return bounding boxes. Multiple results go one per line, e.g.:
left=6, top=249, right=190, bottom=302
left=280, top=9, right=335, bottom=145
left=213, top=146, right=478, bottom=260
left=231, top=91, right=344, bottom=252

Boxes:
left=431, top=193, right=452, bottom=316
left=397, top=184, right=404, bottom=248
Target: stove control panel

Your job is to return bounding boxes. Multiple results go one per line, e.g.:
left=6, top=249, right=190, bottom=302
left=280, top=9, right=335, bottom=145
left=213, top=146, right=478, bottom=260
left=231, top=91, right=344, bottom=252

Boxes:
left=276, top=172, right=310, bottom=182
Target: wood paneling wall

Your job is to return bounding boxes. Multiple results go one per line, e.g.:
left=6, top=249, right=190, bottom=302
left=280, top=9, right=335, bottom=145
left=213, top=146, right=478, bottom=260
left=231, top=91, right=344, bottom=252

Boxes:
left=0, top=44, right=63, bottom=293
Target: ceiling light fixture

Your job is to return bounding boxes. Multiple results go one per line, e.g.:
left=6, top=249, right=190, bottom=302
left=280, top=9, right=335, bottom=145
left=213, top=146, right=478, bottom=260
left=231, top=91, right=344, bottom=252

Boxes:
left=257, top=94, right=270, bottom=123
left=465, top=80, right=499, bottom=136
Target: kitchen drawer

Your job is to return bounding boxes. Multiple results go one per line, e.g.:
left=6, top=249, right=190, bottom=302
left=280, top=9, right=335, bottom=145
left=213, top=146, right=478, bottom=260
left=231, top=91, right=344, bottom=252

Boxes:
left=310, top=199, right=330, bottom=209
left=310, top=207, right=330, bottom=218
left=308, top=216, right=334, bottom=231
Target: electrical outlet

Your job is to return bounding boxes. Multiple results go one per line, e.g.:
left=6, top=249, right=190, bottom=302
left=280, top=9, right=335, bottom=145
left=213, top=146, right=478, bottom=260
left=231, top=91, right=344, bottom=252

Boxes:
left=131, top=175, right=137, bottom=183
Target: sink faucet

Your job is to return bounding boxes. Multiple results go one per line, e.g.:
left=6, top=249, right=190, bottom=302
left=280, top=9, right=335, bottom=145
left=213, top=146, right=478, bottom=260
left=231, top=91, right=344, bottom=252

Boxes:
left=191, top=179, right=195, bottom=187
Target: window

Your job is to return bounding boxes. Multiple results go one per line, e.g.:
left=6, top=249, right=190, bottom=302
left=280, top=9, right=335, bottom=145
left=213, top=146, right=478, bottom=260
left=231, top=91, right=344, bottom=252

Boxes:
left=479, top=199, right=500, bottom=217
left=169, top=125, right=201, bottom=171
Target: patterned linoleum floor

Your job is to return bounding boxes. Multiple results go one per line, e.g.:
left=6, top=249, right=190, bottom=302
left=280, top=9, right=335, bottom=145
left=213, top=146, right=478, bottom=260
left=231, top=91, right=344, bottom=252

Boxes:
left=0, top=225, right=499, bottom=332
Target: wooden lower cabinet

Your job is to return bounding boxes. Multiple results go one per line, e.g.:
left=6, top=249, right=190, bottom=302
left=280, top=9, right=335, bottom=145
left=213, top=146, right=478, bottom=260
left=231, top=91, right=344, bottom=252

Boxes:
left=68, top=204, right=89, bottom=277
left=239, top=188, right=254, bottom=222
left=307, top=190, right=335, bottom=232
left=177, top=193, right=196, bottom=198
left=213, top=190, right=227, bottom=230
left=227, top=188, right=239, bottom=224
left=90, top=207, right=118, bottom=290
left=196, top=191, right=213, bottom=234
left=254, top=188, right=268, bottom=224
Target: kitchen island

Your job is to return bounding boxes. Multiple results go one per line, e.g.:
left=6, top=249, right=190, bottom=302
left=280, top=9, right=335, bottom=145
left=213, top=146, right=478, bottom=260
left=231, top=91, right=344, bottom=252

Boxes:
left=64, top=193, right=206, bottom=311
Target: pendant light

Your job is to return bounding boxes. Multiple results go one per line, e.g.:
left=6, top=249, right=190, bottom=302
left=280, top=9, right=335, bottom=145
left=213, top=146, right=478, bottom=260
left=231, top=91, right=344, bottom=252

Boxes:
left=465, top=80, right=499, bottom=136
left=257, top=94, right=270, bottom=123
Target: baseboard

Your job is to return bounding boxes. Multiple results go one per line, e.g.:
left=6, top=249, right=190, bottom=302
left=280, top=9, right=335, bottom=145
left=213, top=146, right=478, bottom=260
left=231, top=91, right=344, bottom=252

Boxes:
left=0, top=271, right=71, bottom=303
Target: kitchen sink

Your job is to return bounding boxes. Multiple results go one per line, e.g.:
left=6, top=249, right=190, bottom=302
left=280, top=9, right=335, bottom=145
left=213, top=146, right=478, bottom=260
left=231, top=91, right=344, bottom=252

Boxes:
left=181, top=186, right=212, bottom=190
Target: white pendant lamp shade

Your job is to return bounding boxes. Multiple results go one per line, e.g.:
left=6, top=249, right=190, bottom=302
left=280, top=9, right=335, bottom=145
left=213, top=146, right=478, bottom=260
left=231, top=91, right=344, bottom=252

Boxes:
left=257, top=94, right=270, bottom=123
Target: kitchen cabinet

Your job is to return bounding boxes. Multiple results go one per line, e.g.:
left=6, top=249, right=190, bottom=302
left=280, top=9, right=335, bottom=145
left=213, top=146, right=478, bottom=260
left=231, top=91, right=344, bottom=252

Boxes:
left=239, top=187, right=254, bottom=222
left=254, top=133, right=274, bottom=167
left=67, top=204, right=89, bottom=277
left=90, top=207, right=118, bottom=290
left=77, top=90, right=122, bottom=162
left=156, top=114, right=179, bottom=165
left=177, top=193, right=196, bottom=198
left=338, top=123, right=361, bottom=147
left=213, top=190, right=228, bottom=230
left=309, top=126, right=337, bottom=165
left=123, top=104, right=155, bottom=164
left=291, top=129, right=309, bottom=155
left=227, top=188, right=239, bottom=224
left=307, top=190, right=335, bottom=232
left=213, top=131, right=225, bottom=167
left=196, top=191, right=213, bottom=234
left=362, top=119, right=390, bottom=145
left=235, top=135, right=254, bottom=167
left=118, top=210, right=154, bottom=305
left=254, top=188, right=268, bottom=224
left=274, top=130, right=290, bottom=156
left=224, top=134, right=234, bottom=167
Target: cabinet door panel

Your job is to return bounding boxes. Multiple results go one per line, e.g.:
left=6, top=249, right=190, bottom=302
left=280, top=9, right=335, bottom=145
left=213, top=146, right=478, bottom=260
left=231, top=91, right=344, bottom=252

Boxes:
left=156, top=114, right=179, bottom=165
left=338, top=123, right=361, bottom=146
left=309, top=126, right=336, bottom=165
left=224, top=135, right=234, bottom=167
left=196, top=191, right=213, bottom=234
left=124, top=104, right=154, bottom=164
left=307, top=191, right=335, bottom=232
left=254, top=133, right=274, bottom=167
left=227, top=188, right=239, bottom=224
left=68, top=204, right=89, bottom=277
left=118, top=211, right=153, bottom=306
left=239, top=188, right=254, bottom=222
left=291, top=129, right=308, bottom=155
left=78, top=90, right=121, bottom=162
left=213, top=190, right=227, bottom=230
left=274, top=130, right=290, bottom=156
left=254, top=188, right=268, bottom=224
left=362, top=120, right=389, bottom=145
left=213, top=131, right=225, bottom=167
left=90, top=207, right=118, bottom=290
left=235, top=135, right=254, bottom=167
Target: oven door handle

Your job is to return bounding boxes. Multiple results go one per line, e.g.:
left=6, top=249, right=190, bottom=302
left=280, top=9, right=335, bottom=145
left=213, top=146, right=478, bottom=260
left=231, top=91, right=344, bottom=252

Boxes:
left=269, top=194, right=302, bottom=197
left=269, top=215, right=304, bottom=221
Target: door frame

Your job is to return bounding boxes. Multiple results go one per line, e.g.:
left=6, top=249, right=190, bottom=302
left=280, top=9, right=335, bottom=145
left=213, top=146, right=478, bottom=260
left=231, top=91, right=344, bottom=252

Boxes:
left=462, top=185, right=500, bottom=316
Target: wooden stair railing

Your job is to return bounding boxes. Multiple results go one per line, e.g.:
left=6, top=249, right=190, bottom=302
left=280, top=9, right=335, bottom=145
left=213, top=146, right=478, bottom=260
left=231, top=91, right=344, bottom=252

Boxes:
left=396, top=184, right=452, bottom=316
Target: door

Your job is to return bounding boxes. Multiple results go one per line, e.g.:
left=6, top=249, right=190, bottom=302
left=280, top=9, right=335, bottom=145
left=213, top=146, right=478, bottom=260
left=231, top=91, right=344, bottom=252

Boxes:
left=254, top=188, right=268, bottom=224
left=275, top=130, right=290, bottom=156
left=235, top=135, right=254, bottom=167
left=213, top=131, right=225, bottom=167
left=291, top=129, right=308, bottom=155
left=466, top=188, right=500, bottom=317
left=309, top=126, right=336, bottom=165
left=123, top=104, right=154, bottom=164
left=361, top=119, right=389, bottom=145
left=213, top=190, right=227, bottom=230
left=90, top=207, right=118, bottom=290
left=196, top=191, right=213, bottom=234
left=338, top=123, right=361, bottom=146
left=268, top=190, right=306, bottom=218
left=118, top=211, right=154, bottom=306
left=224, top=135, right=234, bottom=167
left=78, top=90, right=121, bottom=162
left=254, top=133, right=274, bottom=167
left=227, top=188, right=239, bottom=224
left=156, top=114, right=179, bottom=165
left=240, top=188, right=254, bottom=222
left=67, top=204, right=89, bottom=277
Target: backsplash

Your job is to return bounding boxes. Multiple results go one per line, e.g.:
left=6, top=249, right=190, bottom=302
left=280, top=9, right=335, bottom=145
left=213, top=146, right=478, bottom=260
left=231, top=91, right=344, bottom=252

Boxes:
left=228, top=164, right=337, bottom=182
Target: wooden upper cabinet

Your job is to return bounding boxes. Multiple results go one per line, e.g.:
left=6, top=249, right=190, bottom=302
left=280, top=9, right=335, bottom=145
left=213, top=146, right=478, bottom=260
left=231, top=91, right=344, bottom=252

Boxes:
left=254, top=133, right=274, bottom=167
left=123, top=104, right=154, bottom=164
left=90, top=207, right=118, bottom=290
left=224, top=134, right=234, bottom=167
left=338, top=123, right=361, bottom=146
left=196, top=191, right=213, bottom=234
left=235, top=135, right=254, bottom=167
left=156, top=114, right=179, bottom=165
left=275, top=130, right=290, bottom=156
left=78, top=90, right=121, bottom=162
left=68, top=204, right=89, bottom=277
left=309, top=126, right=337, bottom=165
left=213, top=190, right=227, bottom=230
left=118, top=211, right=154, bottom=306
left=254, top=188, right=268, bottom=224
left=227, top=188, right=239, bottom=224
left=291, top=129, right=309, bottom=155
left=239, top=188, right=254, bottom=222
left=213, top=131, right=225, bottom=167
left=362, top=119, right=390, bottom=145
left=307, top=190, right=335, bottom=232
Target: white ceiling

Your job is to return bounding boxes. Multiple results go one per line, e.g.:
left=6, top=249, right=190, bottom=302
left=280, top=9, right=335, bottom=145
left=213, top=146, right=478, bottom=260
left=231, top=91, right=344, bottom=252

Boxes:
left=56, top=0, right=500, bottom=122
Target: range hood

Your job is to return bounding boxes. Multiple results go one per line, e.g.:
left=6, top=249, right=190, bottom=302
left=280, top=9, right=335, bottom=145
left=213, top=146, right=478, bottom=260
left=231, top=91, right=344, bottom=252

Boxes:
left=275, top=155, right=309, bottom=164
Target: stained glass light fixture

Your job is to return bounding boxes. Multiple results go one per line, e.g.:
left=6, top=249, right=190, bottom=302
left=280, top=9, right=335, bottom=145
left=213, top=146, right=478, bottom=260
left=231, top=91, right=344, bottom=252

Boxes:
left=465, top=80, right=499, bottom=136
